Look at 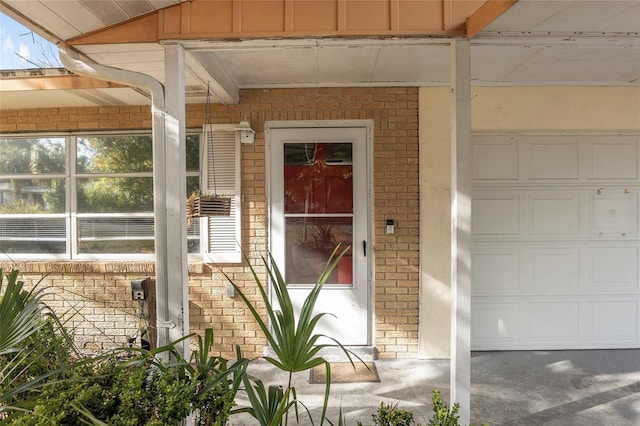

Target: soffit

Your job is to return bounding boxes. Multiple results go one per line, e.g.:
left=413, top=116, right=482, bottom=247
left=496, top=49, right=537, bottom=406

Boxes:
left=0, top=0, right=639, bottom=109
left=1, top=0, right=180, bottom=42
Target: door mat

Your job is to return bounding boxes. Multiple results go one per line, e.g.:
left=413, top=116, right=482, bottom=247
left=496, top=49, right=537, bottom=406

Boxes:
left=309, top=362, right=379, bottom=384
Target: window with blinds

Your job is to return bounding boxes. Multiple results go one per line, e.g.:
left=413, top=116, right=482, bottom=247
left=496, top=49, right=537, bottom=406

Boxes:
left=0, top=136, right=67, bottom=257
left=200, top=124, right=242, bottom=264
left=0, top=132, right=202, bottom=259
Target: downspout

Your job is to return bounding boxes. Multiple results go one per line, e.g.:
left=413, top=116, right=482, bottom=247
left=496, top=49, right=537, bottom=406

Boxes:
left=58, top=44, right=173, bottom=354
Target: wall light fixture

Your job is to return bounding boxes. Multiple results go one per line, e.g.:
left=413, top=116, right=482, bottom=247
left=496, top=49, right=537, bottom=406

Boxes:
left=235, top=120, right=255, bottom=144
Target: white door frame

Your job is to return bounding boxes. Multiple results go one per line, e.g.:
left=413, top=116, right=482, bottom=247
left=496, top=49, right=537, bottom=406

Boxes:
left=265, top=119, right=374, bottom=346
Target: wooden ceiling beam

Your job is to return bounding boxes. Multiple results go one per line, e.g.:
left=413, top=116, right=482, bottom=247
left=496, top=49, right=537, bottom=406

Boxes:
left=466, top=0, right=518, bottom=39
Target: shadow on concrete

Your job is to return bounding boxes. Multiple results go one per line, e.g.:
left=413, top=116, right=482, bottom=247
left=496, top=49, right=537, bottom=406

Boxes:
left=230, top=350, right=640, bottom=425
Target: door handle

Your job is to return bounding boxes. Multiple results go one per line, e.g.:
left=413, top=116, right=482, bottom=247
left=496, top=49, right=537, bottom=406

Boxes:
left=362, top=240, right=367, bottom=257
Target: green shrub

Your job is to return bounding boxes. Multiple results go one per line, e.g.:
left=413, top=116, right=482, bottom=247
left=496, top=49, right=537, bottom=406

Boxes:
left=10, top=352, right=235, bottom=426
left=357, top=402, right=415, bottom=426
left=1, top=268, right=76, bottom=417
left=355, top=390, right=486, bottom=426
left=427, top=390, right=460, bottom=426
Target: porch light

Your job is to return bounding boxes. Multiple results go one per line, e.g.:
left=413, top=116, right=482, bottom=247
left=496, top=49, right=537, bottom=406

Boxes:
left=235, top=120, right=255, bottom=144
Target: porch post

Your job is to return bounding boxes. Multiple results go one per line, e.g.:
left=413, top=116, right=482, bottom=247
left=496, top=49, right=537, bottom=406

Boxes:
left=450, top=39, right=472, bottom=424
left=162, top=43, right=190, bottom=359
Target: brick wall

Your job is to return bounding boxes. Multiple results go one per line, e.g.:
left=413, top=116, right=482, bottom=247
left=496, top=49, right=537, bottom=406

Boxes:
left=0, top=87, right=419, bottom=358
left=0, top=261, right=157, bottom=352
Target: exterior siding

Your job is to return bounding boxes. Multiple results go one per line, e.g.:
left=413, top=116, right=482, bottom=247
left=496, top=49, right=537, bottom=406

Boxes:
left=0, top=87, right=419, bottom=359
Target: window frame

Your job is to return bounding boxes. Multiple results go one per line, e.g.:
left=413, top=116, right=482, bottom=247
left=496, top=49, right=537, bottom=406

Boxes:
left=71, top=131, right=155, bottom=260
left=0, top=133, right=71, bottom=259
left=0, top=130, right=204, bottom=261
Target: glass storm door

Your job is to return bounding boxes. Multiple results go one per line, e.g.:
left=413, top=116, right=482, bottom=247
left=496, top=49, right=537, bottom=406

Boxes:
left=269, top=127, right=369, bottom=345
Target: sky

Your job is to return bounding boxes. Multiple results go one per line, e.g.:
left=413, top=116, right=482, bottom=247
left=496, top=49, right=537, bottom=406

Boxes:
left=0, top=12, right=61, bottom=70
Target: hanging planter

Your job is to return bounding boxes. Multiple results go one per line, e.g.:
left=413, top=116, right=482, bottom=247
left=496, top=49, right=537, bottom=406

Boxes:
left=187, top=192, right=231, bottom=219
left=187, top=82, right=232, bottom=224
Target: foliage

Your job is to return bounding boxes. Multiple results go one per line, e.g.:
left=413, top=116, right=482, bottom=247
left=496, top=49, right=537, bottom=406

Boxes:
left=427, top=390, right=460, bottom=426
left=76, top=135, right=154, bottom=174
left=368, top=402, right=415, bottom=426
left=0, top=137, right=66, bottom=214
left=0, top=269, right=76, bottom=417
left=0, top=134, right=200, bottom=216
left=0, top=138, right=65, bottom=176
left=41, top=178, right=66, bottom=213
left=187, top=329, right=247, bottom=426
left=222, top=244, right=358, bottom=426
left=0, top=269, right=47, bottom=356
left=75, top=134, right=200, bottom=213
left=1, top=317, right=74, bottom=390
left=0, top=266, right=242, bottom=425
left=0, top=199, right=51, bottom=214
left=354, top=391, right=488, bottom=426
left=76, top=135, right=154, bottom=212
left=5, top=332, right=244, bottom=426
left=236, top=378, right=298, bottom=426
left=304, top=224, right=337, bottom=251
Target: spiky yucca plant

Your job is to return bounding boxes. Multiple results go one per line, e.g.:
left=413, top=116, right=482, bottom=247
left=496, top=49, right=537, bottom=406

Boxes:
left=224, top=245, right=359, bottom=426
left=0, top=269, right=47, bottom=356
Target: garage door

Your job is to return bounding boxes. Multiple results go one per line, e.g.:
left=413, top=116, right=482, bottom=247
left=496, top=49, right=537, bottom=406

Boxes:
left=471, top=135, right=640, bottom=350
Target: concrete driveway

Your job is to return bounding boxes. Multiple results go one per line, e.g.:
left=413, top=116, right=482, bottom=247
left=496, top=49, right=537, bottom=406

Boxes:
left=233, top=349, right=640, bottom=425
left=472, top=350, right=640, bottom=426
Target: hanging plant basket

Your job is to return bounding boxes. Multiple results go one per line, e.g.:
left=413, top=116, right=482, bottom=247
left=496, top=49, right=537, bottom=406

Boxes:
left=188, top=83, right=232, bottom=223
left=187, top=192, right=231, bottom=219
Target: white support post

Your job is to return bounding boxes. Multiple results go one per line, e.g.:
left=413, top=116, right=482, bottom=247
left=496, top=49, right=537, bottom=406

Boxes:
left=151, top=90, right=169, bottom=355
left=162, top=44, right=190, bottom=359
left=450, top=39, right=472, bottom=425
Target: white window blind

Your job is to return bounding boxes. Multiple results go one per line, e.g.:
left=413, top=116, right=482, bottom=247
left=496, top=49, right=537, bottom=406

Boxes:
left=0, top=216, right=67, bottom=254
left=202, top=124, right=241, bottom=263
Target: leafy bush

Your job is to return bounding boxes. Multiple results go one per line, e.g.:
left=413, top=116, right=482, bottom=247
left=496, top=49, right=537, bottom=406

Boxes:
left=357, top=402, right=414, bottom=426
left=427, top=390, right=460, bottom=426
left=2, top=317, right=74, bottom=382
left=356, top=390, right=486, bottom=426
left=1, top=268, right=75, bottom=417
left=1, top=266, right=244, bottom=425
left=8, top=345, right=238, bottom=425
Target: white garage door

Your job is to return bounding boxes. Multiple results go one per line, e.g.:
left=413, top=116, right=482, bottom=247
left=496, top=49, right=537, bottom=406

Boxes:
left=471, top=135, right=640, bottom=350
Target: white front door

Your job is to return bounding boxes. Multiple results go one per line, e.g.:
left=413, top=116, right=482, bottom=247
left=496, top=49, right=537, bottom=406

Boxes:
left=268, top=126, right=369, bottom=345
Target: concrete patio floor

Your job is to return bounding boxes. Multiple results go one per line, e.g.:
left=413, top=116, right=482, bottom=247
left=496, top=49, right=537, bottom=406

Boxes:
left=231, top=349, right=640, bottom=425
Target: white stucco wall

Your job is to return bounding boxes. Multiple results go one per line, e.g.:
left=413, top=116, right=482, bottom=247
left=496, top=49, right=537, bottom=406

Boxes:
left=419, top=86, right=640, bottom=359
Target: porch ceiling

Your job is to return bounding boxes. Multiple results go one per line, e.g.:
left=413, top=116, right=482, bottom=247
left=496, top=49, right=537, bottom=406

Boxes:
left=1, top=0, right=639, bottom=109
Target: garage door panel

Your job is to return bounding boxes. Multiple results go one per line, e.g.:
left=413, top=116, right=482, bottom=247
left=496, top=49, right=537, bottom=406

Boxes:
left=473, top=248, right=519, bottom=293
left=528, top=302, right=579, bottom=343
left=528, top=139, right=578, bottom=179
left=589, top=247, right=639, bottom=291
left=587, top=301, right=638, bottom=344
left=473, top=194, right=519, bottom=234
left=590, top=190, right=638, bottom=235
left=472, top=137, right=518, bottom=180
left=587, top=140, right=638, bottom=179
left=472, top=302, right=521, bottom=345
left=473, top=242, right=639, bottom=296
left=529, top=248, right=580, bottom=292
left=528, top=192, right=580, bottom=235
